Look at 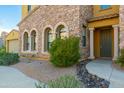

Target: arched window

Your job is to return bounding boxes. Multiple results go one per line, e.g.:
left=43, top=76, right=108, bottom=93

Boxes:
left=31, top=30, right=36, bottom=51
left=44, top=28, right=52, bottom=52
left=56, top=25, right=67, bottom=39
left=23, top=32, right=29, bottom=51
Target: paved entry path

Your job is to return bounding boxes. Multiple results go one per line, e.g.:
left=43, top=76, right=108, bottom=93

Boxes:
left=0, top=66, right=38, bottom=88
left=86, top=60, right=124, bottom=88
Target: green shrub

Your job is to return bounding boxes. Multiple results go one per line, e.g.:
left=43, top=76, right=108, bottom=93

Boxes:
left=0, top=53, right=19, bottom=66
left=35, top=81, right=48, bottom=88
left=35, top=75, right=83, bottom=88
left=48, top=75, right=82, bottom=88
left=49, top=36, right=80, bottom=67
left=116, top=49, right=124, bottom=67
left=0, top=46, right=6, bottom=54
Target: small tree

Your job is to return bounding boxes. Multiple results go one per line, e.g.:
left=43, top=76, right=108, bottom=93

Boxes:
left=49, top=36, right=80, bottom=67
left=116, top=48, right=124, bottom=67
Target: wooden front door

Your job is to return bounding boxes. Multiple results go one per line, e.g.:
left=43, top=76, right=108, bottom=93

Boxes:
left=100, top=29, right=112, bottom=57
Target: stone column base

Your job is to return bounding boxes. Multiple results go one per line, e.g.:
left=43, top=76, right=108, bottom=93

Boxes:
left=88, top=56, right=95, bottom=59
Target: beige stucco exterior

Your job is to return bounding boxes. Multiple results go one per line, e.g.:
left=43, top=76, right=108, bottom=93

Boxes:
left=6, top=30, right=19, bottom=53
left=22, top=5, right=37, bottom=19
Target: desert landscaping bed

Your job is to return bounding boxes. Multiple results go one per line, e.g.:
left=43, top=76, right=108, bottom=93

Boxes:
left=76, top=60, right=110, bottom=88
left=11, top=59, right=110, bottom=88
left=11, top=60, right=76, bottom=83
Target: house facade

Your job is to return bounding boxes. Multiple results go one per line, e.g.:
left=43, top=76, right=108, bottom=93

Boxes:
left=6, top=29, right=19, bottom=53
left=18, top=5, right=92, bottom=60
left=18, top=5, right=124, bottom=61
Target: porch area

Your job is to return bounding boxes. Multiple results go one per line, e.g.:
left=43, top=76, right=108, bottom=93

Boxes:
left=88, top=25, right=119, bottom=60
left=86, top=60, right=124, bottom=88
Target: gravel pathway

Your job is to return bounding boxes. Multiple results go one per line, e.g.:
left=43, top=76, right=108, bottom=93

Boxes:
left=11, top=60, right=76, bottom=83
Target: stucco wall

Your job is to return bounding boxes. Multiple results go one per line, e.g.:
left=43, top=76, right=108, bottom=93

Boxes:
left=93, top=5, right=119, bottom=17
left=6, top=30, right=19, bottom=40
left=6, top=30, right=19, bottom=53
left=22, top=5, right=38, bottom=19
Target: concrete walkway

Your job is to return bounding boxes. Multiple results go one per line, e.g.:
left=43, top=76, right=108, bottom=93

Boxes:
left=0, top=66, right=38, bottom=88
left=86, top=60, right=124, bottom=88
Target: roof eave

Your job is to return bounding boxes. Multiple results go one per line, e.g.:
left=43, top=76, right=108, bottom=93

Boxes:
left=88, top=13, right=119, bottom=23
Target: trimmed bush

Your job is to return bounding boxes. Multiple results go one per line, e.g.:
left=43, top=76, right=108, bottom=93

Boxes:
left=0, top=53, right=19, bottom=66
left=49, top=36, right=80, bottom=67
left=0, top=46, right=19, bottom=65
left=35, top=81, right=48, bottom=88
left=35, top=75, right=83, bottom=88
left=0, top=46, right=6, bottom=54
left=115, top=48, right=124, bottom=67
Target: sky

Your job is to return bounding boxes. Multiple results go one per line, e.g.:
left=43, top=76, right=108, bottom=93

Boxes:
left=0, top=5, right=21, bottom=34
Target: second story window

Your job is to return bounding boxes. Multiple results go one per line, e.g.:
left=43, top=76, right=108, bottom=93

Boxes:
left=100, top=5, right=111, bottom=10
left=28, top=5, right=31, bottom=12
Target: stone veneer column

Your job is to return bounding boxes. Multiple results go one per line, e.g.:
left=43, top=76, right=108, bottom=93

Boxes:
left=112, top=25, right=119, bottom=60
left=119, top=5, right=124, bottom=50
left=89, top=28, right=95, bottom=59
left=29, top=36, right=31, bottom=51
left=52, top=32, right=56, bottom=40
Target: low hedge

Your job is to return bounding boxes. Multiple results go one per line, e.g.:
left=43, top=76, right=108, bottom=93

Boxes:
left=0, top=53, right=19, bottom=66
left=0, top=46, right=6, bottom=53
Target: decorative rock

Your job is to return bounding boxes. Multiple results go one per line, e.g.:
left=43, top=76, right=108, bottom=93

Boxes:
left=76, top=60, right=110, bottom=88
